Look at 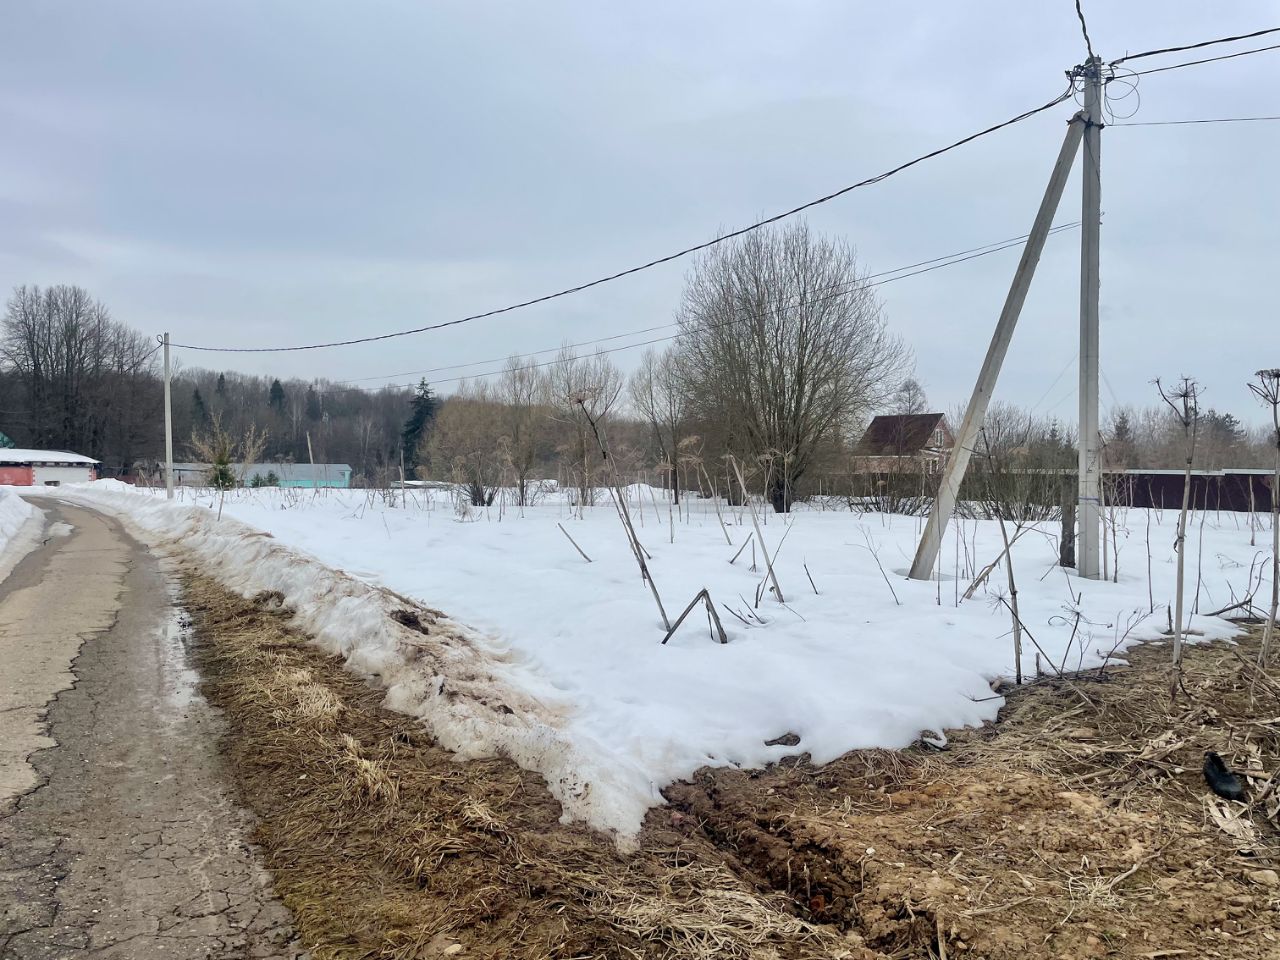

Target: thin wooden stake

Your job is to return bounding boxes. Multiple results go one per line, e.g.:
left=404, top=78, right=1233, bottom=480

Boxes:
left=729, top=532, right=755, bottom=565
left=730, top=457, right=784, bottom=602
left=557, top=522, right=592, bottom=562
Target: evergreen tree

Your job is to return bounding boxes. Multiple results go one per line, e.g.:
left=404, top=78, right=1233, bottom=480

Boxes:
left=192, top=387, right=210, bottom=427
left=305, top=386, right=323, bottom=422
left=401, top=379, right=438, bottom=466
left=268, top=378, right=287, bottom=414
left=215, top=373, right=227, bottom=398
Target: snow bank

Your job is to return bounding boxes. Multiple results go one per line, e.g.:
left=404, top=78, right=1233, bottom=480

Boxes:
left=48, top=481, right=1269, bottom=844
left=0, top=488, right=43, bottom=582
left=45, top=481, right=642, bottom=843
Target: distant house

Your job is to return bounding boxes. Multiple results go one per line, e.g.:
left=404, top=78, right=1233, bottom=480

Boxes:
left=853, top=413, right=953, bottom=473
left=0, top=448, right=100, bottom=486
left=169, top=462, right=353, bottom=489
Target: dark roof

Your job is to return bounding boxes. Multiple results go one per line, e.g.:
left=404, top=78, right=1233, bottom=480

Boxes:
left=855, top=413, right=947, bottom=456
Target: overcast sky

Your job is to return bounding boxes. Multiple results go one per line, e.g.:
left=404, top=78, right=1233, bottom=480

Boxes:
left=2, top=2, right=1277, bottom=422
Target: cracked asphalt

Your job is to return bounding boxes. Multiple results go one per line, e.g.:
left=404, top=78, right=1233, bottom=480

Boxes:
left=0, top=501, right=306, bottom=959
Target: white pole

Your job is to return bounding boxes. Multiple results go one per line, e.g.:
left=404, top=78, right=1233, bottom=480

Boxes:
left=910, top=113, right=1086, bottom=580
left=163, top=332, right=174, bottom=499
left=1077, top=56, right=1104, bottom=580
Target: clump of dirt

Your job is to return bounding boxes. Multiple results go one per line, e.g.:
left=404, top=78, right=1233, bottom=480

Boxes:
left=183, top=572, right=855, bottom=960
left=663, top=635, right=1280, bottom=959
left=390, top=607, right=435, bottom=633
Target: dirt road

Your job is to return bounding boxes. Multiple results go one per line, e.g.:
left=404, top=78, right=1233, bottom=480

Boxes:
left=0, top=501, right=303, bottom=959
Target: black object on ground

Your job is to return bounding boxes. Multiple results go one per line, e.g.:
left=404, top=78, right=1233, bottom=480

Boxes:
left=1203, top=751, right=1246, bottom=801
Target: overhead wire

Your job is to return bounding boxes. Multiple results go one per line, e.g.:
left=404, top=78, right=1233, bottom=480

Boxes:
left=332, top=223, right=1080, bottom=385
left=169, top=85, right=1077, bottom=354
left=1128, top=41, right=1280, bottom=77
left=1110, top=26, right=1280, bottom=65
left=324, top=223, right=1082, bottom=394
left=1073, top=0, right=1097, bottom=61
left=1109, top=114, right=1280, bottom=127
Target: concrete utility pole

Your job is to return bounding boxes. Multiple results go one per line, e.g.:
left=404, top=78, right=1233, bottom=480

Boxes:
left=163, top=332, right=174, bottom=500
left=909, top=113, right=1086, bottom=580
left=1077, top=55, right=1104, bottom=580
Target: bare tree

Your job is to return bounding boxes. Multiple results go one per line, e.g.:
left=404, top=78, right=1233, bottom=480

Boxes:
left=1249, top=368, right=1280, bottom=663
left=674, top=221, right=910, bottom=512
left=549, top=346, right=623, bottom=507
left=2, top=284, right=160, bottom=473
left=628, top=347, right=687, bottom=503
left=423, top=380, right=504, bottom=506
left=496, top=355, right=548, bottom=506
left=893, top=377, right=929, bottom=415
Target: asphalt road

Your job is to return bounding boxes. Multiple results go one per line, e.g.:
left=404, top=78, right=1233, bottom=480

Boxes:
left=0, top=501, right=305, bottom=959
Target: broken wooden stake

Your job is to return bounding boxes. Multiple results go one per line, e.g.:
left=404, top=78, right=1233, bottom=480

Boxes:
left=661, top=588, right=729, bottom=645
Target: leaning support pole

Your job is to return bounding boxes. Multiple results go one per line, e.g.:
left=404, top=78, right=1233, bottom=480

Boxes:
left=909, top=112, right=1086, bottom=580
left=163, top=331, right=174, bottom=500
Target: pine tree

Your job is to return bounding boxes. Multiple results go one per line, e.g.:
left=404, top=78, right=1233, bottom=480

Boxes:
left=215, top=373, right=227, bottom=398
left=268, top=378, right=287, bottom=414
left=305, top=386, right=323, bottom=422
left=192, top=387, right=210, bottom=427
left=402, top=379, right=438, bottom=466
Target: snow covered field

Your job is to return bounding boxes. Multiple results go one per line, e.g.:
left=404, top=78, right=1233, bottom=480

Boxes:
left=46, top=480, right=1273, bottom=842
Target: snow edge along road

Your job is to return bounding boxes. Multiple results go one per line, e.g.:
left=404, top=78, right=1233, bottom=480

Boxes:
left=35, top=482, right=649, bottom=848
left=0, top=489, right=45, bottom=583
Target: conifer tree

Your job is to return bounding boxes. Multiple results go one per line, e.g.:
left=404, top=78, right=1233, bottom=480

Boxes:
left=401, top=379, right=438, bottom=467
left=268, top=378, right=287, bottom=414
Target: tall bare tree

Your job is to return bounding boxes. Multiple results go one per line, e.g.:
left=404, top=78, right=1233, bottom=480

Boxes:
left=2, top=284, right=160, bottom=473
left=628, top=347, right=687, bottom=502
left=674, top=221, right=910, bottom=511
left=548, top=346, right=623, bottom=507
left=422, top=380, right=504, bottom=506
left=497, top=355, right=548, bottom=505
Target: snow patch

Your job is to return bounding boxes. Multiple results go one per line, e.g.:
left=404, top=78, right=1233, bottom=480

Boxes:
left=44, top=481, right=1269, bottom=845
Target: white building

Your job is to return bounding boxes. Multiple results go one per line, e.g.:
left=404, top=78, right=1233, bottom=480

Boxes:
left=0, top=448, right=100, bottom=486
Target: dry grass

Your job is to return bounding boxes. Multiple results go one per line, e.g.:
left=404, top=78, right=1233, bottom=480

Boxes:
left=666, top=629, right=1280, bottom=958
left=182, top=570, right=857, bottom=960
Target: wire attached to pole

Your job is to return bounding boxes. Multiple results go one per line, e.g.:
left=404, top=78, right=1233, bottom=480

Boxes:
left=169, top=87, right=1075, bottom=354
left=1111, top=25, right=1280, bottom=65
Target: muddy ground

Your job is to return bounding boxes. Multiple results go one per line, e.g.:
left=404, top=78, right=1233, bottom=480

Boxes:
left=183, top=571, right=1280, bottom=959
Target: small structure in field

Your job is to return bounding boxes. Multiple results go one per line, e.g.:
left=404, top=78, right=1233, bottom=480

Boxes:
left=853, top=413, right=953, bottom=473
left=168, top=461, right=353, bottom=489
left=0, top=448, right=100, bottom=486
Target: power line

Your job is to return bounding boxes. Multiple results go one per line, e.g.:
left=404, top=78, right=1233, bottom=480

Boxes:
left=1073, top=0, right=1097, bottom=62
left=1111, top=26, right=1280, bottom=65
left=324, top=224, right=1082, bottom=395
left=1129, top=41, right=1280, bottom=77
left=1109, top=114, right=1280, bottom=127
left=333, top=222, right=1080, bottom=386
left=169, top=86, right=1076, bottom=354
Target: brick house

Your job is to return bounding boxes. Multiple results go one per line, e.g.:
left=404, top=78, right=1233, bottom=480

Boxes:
left=853, top=413, right=953, bottom=473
